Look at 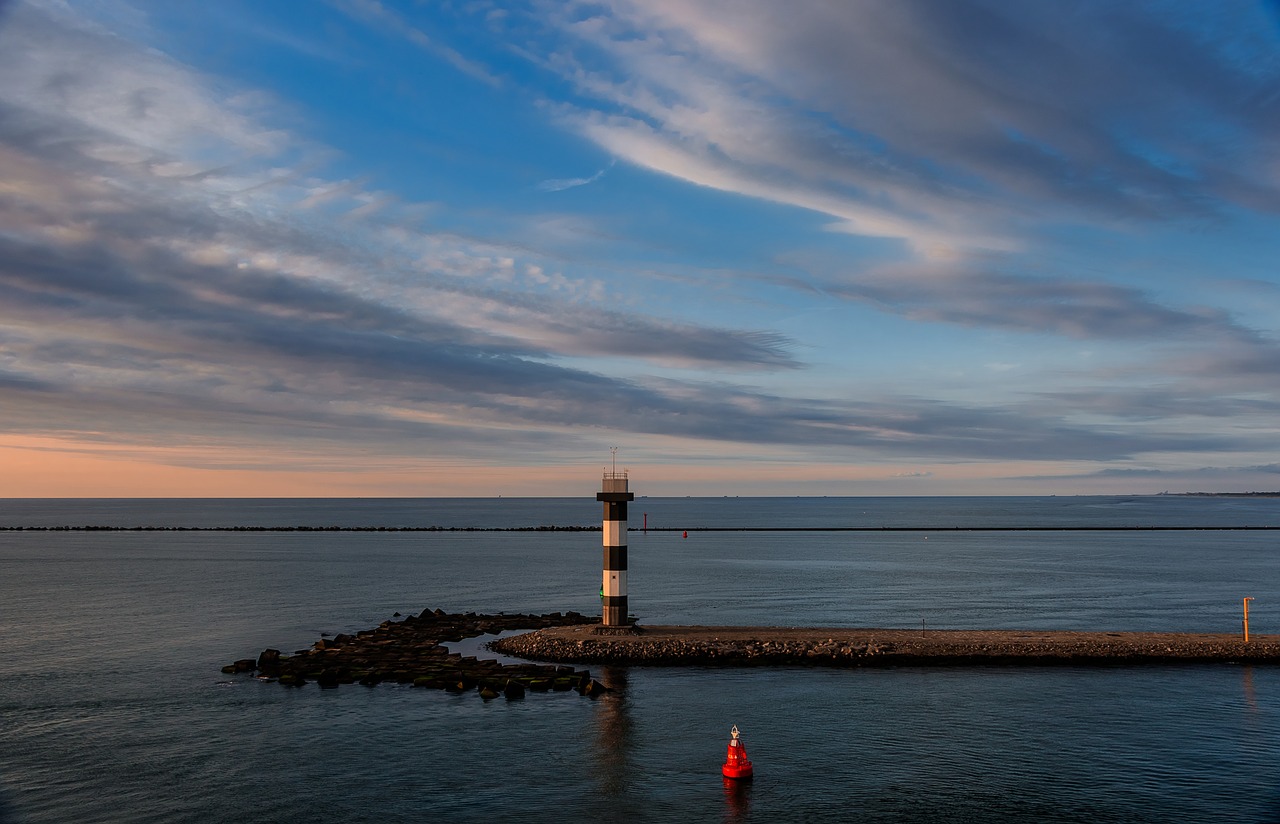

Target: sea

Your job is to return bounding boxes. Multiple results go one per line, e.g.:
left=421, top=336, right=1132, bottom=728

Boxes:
left=2, top=495, right=1280, bottom=823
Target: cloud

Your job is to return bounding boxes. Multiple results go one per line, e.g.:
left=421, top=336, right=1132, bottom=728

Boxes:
left=2, top=0, right=1278, bottom=485
left=1031, top=383, right=1280, bottom=423
left=330, top=0, right=502, bottom=87
left=0, top=221, right=1238, bottom=466
left=1015, top=463, right=1280, bottom=482
left=520, top=0, right=1280, bottom=253
left=0, top=1, right=815, bottom=470
left=536, top=162, right=613, bottom=192
left=1, top=1, right=283, bottom=159
left=828, top=260, right=1259, bottom=342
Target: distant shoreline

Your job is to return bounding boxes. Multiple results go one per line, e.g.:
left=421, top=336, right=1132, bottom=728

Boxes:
left=1164, top=492, right=1280, bottom=497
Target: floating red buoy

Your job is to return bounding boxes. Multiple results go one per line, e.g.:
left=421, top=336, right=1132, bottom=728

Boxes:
left=682, top=530, right=688, bottom=539
left=721, top=724, right=754, bottom=781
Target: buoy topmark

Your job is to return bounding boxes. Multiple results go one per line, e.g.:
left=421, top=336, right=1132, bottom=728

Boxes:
left=721, top=724, right=754, bottom=781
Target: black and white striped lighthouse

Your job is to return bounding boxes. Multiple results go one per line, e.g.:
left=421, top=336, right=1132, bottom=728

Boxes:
left=597, top=451, right=634, bottom=627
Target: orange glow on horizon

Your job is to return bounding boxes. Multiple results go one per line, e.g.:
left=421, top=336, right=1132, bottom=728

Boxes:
left=0, top=435, right=1103, bottom=498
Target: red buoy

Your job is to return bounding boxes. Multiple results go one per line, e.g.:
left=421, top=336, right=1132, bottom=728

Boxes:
left=721, top=724, right=754, bottom=781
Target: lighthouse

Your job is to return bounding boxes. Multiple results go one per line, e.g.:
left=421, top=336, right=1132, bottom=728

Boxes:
left=598, top=449, right=634, bottom=627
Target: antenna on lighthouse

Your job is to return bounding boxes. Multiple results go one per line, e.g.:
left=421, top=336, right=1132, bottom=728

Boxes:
left=610, top=446, right=618, bottom=474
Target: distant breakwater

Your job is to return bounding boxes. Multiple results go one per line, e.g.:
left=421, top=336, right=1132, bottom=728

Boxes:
left=5, top=525, right=602, bottom=532
left=222, top=610, right=611, bottom=699
left=8, top=525, right=1280, bottom=532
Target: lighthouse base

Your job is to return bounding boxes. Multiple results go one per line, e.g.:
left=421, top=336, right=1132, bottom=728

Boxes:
left=592, top=624, right=643, bottom=636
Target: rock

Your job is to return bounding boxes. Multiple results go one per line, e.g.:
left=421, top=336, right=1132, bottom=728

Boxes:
left=224, top=609, right=602, bottom=699
left=478, top=686, right=500, bottom=700
left=256, top=648, right=282, bottom=677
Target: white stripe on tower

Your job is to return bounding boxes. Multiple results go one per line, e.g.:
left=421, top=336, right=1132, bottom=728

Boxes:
left=603, top=519, right=627, bottom=547
left=602, top=569, right=627, bottom=597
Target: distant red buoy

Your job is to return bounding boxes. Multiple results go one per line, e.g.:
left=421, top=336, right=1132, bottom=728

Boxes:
left=682, top=530, right=688, bottom=539
left=721, top=724, right=754, bottom=781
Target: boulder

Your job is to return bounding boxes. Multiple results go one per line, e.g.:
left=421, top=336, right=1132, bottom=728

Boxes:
left=256, top=648, right=282, bottom=677
left=232, top=658, right=256, bottom=673
left=503, top=679, right=526, bottom=700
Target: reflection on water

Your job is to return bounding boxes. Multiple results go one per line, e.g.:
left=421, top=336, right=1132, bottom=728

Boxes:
left=593, top=667, right=633, bottom=799
left=722, top=776, right=752, bottom=823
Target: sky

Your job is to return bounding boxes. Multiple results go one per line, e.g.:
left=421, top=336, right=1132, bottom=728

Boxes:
left=2, top=0, right=1280, bottom=497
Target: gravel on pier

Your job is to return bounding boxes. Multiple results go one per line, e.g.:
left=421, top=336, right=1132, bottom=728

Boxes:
left=490, top=625, right=1280, bottom=667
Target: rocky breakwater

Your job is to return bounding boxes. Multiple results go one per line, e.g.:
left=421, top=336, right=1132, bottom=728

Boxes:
left=222, top=609, right=611, bottom=699
left=490, top=625, right=1280, bottom=667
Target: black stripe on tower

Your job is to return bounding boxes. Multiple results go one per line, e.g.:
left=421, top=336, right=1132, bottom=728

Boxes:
left=603, top=546, right=627, bottom=570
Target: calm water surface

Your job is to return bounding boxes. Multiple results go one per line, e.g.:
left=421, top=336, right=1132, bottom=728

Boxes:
left=2, top=497, right=1280, bottom=822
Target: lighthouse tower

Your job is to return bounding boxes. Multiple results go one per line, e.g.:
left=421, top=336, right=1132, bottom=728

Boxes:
left=597, top=451, right=634, bottom=627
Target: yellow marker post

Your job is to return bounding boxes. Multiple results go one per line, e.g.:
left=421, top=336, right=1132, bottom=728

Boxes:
left=1243, top=597, right=1255, bottom=643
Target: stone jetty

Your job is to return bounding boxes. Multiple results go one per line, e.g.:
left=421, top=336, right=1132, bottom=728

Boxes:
left=221, top=609, right=611, bottom=698
left=490, top=625, right=1280, bottom=667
